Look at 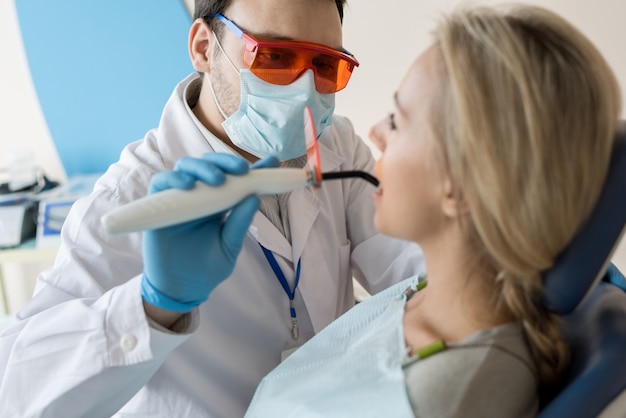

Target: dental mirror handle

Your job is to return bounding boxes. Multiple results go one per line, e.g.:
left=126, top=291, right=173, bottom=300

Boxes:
left=102, top=168, right=309, bottom=235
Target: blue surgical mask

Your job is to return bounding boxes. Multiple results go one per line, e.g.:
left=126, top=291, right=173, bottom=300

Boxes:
left=208, top=38, right=335, bottom=161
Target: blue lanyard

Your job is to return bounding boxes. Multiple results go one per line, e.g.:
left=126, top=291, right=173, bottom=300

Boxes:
left=259, top=243, right=301, bottom=340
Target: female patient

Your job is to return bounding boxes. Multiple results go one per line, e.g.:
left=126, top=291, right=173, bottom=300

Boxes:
left=245, top=4, right=622, bottom=417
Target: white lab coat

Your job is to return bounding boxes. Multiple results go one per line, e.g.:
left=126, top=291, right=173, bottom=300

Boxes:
left=0, top=74, right=424, bottom=417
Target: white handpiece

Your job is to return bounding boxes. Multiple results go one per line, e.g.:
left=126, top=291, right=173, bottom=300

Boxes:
left=102, top=168, right=310, bottom=235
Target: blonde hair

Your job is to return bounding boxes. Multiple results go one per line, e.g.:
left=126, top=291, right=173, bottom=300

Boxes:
left=431, top=4, right=622, bottom=385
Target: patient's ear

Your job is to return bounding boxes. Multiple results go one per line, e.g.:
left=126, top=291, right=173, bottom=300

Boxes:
left=441, top=177, right=468, bottom=218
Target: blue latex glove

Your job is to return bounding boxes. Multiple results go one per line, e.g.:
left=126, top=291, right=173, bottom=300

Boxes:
left=141, top=153, right=279, bottom=313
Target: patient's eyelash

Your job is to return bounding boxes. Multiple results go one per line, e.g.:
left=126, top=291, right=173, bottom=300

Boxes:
left=388, top=113, right=397, bottom=130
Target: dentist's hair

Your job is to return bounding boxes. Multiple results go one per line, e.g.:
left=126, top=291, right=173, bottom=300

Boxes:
left=194, top=0, right=347, bottom=25
left=432, top=4, right=621, bottom=385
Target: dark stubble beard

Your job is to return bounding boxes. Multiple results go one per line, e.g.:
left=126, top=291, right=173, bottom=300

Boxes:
left=209, top=55, right=241, bottom=119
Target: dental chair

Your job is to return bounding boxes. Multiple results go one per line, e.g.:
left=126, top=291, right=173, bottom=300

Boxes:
left=538, top=123, right=626, bottom=418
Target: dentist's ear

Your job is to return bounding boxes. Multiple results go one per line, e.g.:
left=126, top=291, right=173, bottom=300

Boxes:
left=189, top=18, right=214, bottom=73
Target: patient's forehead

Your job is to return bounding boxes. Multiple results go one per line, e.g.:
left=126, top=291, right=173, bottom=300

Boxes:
left=396, top=45, right=442, bottom=124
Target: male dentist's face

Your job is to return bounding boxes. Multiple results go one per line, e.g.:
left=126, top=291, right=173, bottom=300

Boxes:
left=211, top=0, right=343, bottom=112
left=194, top=0, right=344, bottom=149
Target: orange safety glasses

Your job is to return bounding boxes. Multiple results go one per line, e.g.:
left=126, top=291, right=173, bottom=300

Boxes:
left=209, top=14, right=360, bottom=94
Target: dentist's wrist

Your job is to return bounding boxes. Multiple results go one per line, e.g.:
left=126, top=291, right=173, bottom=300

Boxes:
left=143, top=301, right=184, bottom=329
left=140, top=273, right=204, bottom=313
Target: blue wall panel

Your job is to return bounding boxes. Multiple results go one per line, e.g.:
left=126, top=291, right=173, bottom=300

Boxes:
left=15, top=1, right=193, bottom=176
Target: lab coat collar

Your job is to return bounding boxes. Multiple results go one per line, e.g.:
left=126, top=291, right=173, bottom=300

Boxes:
left=249, top=186, right=321, bottom=267
left=150, top=73, right=218, bottom=167
left=250, top=214, right=292, bottom=260
left=316, top=134, right=344, bottom=175
left=289, top=138, right=344, bottom=262
left=249, top=128, right=345, bottom=262
left=288, top=187, right=322, bottom=263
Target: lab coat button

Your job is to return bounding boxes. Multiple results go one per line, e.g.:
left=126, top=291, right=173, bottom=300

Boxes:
left=120, top=334, right=138, bottom=352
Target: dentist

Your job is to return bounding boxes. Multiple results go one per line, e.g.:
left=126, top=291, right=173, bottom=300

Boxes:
left=0, top=0, right=423, bottom=417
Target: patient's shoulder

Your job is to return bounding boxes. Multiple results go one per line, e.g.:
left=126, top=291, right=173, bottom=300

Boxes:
left=403, top=322, right=538, bottom=417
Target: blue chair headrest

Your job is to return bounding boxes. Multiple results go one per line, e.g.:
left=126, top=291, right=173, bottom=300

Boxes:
left=542, top=122, right=626, bottom=314
left=538, top=278, right=626, bottom=417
